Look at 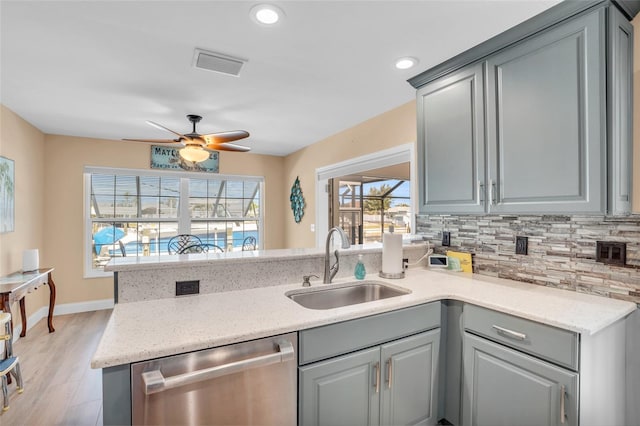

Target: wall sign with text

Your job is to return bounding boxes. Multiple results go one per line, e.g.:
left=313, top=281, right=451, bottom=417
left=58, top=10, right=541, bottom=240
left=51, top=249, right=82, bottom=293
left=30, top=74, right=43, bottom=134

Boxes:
left=150, top=145, right=219, bottom=173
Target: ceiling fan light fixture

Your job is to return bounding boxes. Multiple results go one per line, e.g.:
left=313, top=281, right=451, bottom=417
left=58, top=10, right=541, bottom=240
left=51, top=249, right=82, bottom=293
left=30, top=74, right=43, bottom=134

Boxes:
left=251, top=4, right=284, bottom=25
left=180, top=145, right=211, bottom=163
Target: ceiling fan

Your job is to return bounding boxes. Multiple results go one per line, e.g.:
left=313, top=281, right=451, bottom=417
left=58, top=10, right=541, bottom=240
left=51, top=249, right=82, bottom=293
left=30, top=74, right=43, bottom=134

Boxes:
left=123, top=114, right=250, bottom=162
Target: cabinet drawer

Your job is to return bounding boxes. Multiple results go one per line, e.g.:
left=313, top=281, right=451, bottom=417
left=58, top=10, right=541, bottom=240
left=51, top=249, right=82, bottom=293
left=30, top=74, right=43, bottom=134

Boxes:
left=464, top=304, right=578, bottom=370
left=299, top=302, right=441, bottom=365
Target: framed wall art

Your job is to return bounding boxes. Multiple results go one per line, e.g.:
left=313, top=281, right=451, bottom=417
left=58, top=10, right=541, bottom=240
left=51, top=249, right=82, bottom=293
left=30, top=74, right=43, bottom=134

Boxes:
left=0, top=156, right=15, bottom=233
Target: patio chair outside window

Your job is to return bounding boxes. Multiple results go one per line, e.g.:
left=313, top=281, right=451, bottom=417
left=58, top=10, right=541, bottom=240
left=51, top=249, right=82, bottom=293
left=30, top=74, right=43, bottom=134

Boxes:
left=168, top=234, right=202, bottom=255
left=242, top=236, right=257, bottom=251
left=180, top=243, right=224, bottom=254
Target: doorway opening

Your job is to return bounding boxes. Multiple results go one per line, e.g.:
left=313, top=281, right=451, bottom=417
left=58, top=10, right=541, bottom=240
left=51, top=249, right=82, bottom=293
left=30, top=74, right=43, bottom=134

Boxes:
left=315, top=143, right=415, bottom=247
left=329, top=167, right=411, bottom=245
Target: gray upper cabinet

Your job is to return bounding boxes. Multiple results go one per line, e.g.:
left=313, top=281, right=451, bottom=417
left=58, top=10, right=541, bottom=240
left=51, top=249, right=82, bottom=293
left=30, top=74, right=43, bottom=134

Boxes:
left=417, top=63, right=486, bottom=214
left=487, top=9, right=605, bottom=214
left=608, top=6, right=634, bottom=215
left=413, top=2, right=633, bottom=215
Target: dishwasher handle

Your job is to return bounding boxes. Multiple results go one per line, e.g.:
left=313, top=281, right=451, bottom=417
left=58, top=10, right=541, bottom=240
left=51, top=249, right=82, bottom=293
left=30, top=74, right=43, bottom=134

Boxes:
left=142, top=340, right=295, bottom=395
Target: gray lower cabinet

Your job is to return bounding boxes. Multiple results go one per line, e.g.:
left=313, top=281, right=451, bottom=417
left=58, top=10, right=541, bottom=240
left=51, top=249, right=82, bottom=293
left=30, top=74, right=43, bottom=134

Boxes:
left=460, top=303, right=629, bottom=426
left=462, top=333, right=578, bottom=426
left=299, top=329, right=441, bottom=426
left=299, top=346, right=380, bottom=426
left=380, top=331, right=440, bottom=426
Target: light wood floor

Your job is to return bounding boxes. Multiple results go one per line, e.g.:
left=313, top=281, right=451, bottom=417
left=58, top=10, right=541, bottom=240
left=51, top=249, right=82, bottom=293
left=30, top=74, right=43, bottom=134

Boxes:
left=1, top=309, right=112, bottom=425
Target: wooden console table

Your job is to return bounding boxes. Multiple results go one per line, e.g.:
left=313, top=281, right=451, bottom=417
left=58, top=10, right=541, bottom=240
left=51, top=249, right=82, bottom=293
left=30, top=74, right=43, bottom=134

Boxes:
left=0, top=267, right=56, bottom=337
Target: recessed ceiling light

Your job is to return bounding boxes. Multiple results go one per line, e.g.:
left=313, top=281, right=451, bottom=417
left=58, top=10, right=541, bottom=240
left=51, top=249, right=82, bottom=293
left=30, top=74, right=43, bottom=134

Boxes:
left=251, top=4, right=284, bottom=25
left=395, top=57, right=418, bottom=70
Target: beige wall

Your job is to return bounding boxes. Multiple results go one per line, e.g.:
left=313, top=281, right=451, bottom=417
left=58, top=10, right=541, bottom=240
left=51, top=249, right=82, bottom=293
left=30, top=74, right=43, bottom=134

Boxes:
left=41, top=134, right=285, bottom=306
left=0, top=105, right=48, bottom=326
left=282, top=101, right=416, bottom=249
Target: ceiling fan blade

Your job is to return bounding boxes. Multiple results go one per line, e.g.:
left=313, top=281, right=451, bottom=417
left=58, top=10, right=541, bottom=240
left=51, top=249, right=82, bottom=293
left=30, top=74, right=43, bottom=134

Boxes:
left=146, top=121, right=187, bottom=139
left=206, top=142, right=251, bottom=152
left=202, top=130, right=250, bottom=144
left=122, top=138, right=182, bottom=144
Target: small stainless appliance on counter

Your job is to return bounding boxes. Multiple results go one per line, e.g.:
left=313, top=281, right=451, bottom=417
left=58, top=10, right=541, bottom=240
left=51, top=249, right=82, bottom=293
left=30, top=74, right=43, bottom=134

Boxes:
left=131, top=332, right=297, bottom=425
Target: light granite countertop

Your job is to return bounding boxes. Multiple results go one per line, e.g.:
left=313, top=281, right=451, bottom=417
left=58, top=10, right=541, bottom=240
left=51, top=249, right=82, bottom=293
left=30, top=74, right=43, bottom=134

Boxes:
left=104, top=247, right=327, bottom=272
left=91, top=267, right=636, bottom=369
left=103, top=242, right=427, bottom=272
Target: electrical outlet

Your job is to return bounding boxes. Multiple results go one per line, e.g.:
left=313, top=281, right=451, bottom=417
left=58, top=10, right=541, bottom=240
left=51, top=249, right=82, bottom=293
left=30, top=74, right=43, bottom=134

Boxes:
left=596, top=241, right=626, bottom=265
left=442, top=231, right=451, bottom=247
left=515, top=236, right=528, bottom=255
left=176, top=280, right=200, bottom=296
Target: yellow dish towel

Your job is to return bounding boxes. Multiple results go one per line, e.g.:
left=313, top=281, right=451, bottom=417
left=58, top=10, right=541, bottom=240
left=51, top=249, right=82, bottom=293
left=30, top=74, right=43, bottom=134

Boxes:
left=446, top=251, right=473, bottom=273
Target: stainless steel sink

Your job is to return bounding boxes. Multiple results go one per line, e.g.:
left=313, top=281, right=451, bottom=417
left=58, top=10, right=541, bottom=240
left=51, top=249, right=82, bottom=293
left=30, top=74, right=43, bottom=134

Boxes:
left=286, top=281, right=411, bottom=310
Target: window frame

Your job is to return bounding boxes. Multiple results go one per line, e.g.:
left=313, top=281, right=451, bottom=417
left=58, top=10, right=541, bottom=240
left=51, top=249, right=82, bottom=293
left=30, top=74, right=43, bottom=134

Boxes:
left=84, top=166, right=264, bottom=278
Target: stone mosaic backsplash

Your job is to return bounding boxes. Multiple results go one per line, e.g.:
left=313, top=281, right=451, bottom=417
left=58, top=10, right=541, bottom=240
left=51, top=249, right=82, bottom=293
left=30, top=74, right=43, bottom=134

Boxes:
left=416, top=214, right=640, bottom=305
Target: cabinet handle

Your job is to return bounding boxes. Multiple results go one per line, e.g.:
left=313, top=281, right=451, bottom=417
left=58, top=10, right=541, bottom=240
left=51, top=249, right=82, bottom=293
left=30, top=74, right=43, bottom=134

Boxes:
left=492, top=325, right=527, bottom=341
left=374, top=362, right=380, bottom=393
left=386, top=359, right=392, bottom=389
left=479, top=181, right=485, bottom=203
left=489, top=180, right=497, bottom=205
left=560, top=385, right=566, bottom=424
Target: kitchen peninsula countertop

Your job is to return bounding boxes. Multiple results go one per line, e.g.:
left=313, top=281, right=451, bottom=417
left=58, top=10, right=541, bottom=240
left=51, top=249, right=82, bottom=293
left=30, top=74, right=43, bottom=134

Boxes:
left=103, top=245, right=395, bottom=272
left=91, top=267, right=636, bottom=369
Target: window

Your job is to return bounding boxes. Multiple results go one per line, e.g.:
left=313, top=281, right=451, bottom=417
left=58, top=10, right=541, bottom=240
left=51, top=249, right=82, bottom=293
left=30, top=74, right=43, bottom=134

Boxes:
left=332, top=177, right=410, bottom=244
left=85, top=167, right=263, bottom=277
left=361, top=179, right=410, bottom=242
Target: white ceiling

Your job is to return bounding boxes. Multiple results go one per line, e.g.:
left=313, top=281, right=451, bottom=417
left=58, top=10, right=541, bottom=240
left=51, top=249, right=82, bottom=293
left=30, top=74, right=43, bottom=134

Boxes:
left=0, top=0, right=560, bottom=156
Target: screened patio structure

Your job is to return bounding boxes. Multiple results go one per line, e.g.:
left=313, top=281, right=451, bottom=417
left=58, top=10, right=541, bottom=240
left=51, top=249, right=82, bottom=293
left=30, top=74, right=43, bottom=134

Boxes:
left=330, top=176, right=411, bottom=245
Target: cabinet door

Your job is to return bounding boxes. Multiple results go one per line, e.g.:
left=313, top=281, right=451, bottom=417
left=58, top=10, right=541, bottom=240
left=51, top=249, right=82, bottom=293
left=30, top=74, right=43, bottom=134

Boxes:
left=462, top=333, right=578, bottom=426
left=417, top=62, right=486, bottom=214
left=299, top=347, right=380, bottom=426
left=380, top=329, right=440, bottom=426
left=486, top=9, right=605, bottom=214
left=607, top=6, right=633, bottom=215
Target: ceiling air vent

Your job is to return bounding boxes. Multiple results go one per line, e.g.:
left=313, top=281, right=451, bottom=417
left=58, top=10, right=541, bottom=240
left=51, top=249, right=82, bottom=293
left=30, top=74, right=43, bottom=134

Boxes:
left=192, top=48, right=246, bottom=77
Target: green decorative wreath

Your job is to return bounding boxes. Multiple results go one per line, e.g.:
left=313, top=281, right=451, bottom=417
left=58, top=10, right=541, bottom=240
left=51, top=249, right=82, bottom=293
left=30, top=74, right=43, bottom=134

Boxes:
left=290, top=176, right=305, bottom=223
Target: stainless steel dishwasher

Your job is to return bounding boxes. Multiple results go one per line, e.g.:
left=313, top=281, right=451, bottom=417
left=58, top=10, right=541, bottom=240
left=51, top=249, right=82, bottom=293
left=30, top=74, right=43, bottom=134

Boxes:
left=131, top=332, right=297, bottom=425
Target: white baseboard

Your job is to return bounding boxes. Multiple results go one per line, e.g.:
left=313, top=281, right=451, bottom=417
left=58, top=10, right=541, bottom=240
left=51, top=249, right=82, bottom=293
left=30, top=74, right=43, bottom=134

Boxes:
left=53, top=298, right=114, bottom=316
left=10, top=298, right=114, bottom=343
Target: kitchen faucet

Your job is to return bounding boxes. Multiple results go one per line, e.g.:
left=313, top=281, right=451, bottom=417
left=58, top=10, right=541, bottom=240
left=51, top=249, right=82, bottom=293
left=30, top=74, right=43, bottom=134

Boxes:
left=324, top=227, right=351, bottom=283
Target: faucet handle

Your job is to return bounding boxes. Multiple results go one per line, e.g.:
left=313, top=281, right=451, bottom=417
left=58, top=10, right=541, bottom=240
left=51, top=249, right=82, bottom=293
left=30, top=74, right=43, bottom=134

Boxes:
left=302, top=275, right=319, bottom=287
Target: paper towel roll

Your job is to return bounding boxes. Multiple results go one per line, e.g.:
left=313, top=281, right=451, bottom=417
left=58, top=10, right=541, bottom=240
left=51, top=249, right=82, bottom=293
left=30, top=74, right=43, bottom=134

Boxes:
left=22, top=249, right=39, bottom=272
left=381, top=233, right=403, bottom=275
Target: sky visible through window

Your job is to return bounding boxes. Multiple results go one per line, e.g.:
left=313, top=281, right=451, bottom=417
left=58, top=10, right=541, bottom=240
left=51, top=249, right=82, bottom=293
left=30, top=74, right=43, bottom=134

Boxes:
left=363, top=180, right=410, bottom=206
